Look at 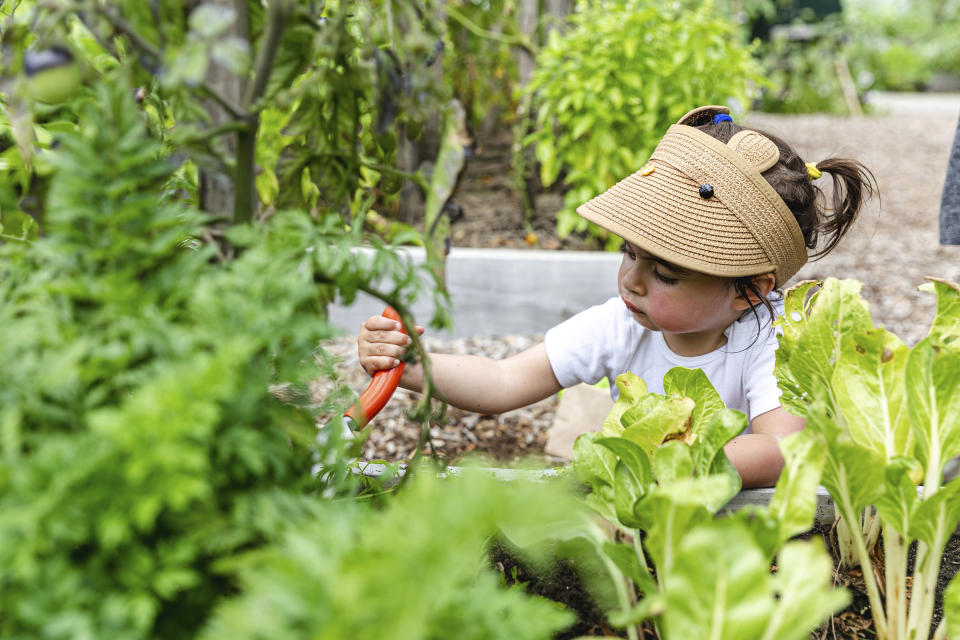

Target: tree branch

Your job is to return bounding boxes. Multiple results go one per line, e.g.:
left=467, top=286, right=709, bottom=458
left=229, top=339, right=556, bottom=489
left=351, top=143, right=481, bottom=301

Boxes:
left=243, top=0, right=293, bottom=109
left=446, top=5, right=537, bottom=55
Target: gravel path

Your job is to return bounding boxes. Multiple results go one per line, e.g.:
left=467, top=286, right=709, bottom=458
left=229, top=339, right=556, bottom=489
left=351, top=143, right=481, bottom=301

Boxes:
left=747, top=112, right=960, bottom=344
left=324, top=111, right=960, bottom=466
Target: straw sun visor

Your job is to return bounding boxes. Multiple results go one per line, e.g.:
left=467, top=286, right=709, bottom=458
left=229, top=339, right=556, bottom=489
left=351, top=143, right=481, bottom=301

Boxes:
left=576, top=119, right=807, bottom=285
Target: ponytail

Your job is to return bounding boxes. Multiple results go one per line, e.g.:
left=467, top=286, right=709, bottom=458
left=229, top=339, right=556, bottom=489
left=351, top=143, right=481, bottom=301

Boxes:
left=697, top=120, right=878, bottom=262
left=807, top=157, right=878, bottom=258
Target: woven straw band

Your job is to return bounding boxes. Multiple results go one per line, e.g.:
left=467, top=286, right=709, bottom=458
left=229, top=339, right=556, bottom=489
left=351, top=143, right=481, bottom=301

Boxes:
left=576, top=116, right=807, bottom=285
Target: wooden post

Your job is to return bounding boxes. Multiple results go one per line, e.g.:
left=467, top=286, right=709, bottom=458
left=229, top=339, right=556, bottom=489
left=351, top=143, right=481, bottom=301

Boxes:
left=542, top=0, right=572, bottom=37
left=198, top=0, right=247, bottom=221
left=516, top=0, right=538, bottom=87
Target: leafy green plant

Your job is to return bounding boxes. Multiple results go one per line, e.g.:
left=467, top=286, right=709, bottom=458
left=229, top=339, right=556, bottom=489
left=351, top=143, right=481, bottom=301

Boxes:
left=775, top=277, right=960, bottom=640
left=444, top=0, right=526, bottom=135
left=752, top=14, right=858, bottom=115
left=201, top=466, right=584, bottom=640
left=0, top=3, right=626, bottom=639
left=572, top=369, right=846, bottom=638
left=0, top=70, right=441, bottom=639
left=1, top=0, right=456, bottom=239
left=519, top=0, right=762, bottom=248
left=844, top=0, right=960, bottom=92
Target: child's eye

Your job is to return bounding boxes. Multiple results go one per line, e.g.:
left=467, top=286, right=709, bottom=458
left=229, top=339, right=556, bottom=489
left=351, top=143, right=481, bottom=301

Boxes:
left=622, top=246, right=636, bottom=260
left=652, top=269, right=678, bottom=285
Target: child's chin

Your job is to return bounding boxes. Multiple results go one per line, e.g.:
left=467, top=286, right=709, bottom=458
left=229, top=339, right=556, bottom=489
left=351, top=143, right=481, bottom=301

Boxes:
left=629, top=311, right=657, bottom=330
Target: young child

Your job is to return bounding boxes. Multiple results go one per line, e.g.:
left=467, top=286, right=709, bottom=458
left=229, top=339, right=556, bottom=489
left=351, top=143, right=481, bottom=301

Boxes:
left=357, top=105, right=876, bottom=488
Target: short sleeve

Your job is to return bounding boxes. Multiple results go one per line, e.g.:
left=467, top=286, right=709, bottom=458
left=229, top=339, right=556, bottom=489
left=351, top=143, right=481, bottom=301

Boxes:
left=543, top=298, right=623, bottom=388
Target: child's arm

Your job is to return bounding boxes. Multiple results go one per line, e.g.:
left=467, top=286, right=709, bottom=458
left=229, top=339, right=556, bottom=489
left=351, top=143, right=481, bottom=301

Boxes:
left=723, top=407, right=805, bottom=488
left=358, top=314, right=564, bottom=415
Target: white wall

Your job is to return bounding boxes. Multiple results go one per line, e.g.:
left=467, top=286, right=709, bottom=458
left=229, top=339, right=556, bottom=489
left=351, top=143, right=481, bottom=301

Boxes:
left=327, top=247, right=622, bottom=337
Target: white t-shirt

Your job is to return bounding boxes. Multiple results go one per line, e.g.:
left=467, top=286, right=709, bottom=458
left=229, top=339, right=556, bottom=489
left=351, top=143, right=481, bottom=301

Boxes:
left=543, top=296, right=784, bottom=423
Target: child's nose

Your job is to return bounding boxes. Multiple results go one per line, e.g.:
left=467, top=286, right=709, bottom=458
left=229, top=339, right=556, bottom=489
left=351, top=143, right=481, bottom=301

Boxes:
left=622, top=264, right=647, bottom=295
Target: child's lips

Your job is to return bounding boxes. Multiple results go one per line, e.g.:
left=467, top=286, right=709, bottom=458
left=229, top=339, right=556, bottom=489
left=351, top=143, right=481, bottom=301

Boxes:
left=621, top=296, right=644, bottom=315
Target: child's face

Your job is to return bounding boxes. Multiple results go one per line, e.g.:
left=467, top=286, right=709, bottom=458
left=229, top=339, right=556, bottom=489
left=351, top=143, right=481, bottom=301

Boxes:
left=618, top=242, right=744, bottom=350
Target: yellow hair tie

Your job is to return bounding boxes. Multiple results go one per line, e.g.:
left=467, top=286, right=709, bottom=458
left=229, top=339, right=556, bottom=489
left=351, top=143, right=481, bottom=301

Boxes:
left=805, top=161, right=822, bottom=180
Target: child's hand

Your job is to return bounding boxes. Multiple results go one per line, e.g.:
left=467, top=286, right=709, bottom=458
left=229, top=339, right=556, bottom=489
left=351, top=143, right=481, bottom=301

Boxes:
left=357, top=314, right=424, bottom=377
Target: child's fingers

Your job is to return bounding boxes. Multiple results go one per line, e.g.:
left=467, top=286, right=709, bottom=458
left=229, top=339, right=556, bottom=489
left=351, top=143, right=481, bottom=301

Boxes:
left=361, top=315, right=425, bottom=336
left=357, top=313, right=424, bottom=376
left=361, top=338, right=408, bottom=360
left=362, top=314, right=402, bottom=332
left=362, top=354, right=403, bottom=374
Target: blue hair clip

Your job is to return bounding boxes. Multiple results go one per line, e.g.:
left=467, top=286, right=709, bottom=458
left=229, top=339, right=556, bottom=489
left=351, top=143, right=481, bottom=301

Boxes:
left=712, top=113, right=733, bottom=124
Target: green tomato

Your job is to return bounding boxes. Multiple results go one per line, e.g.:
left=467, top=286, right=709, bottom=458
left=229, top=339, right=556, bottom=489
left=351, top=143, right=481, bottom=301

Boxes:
left=23, top=47, right=82, bottom=105
left=379, top=172, right=403, bottom=195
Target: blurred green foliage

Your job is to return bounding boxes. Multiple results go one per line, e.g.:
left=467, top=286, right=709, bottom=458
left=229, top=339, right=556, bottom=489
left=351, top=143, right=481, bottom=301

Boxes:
left=0, top=0, right=455, bottom=231
left=748, top=0, right=960, bottom=113
left=520, top=0, right=762, bottom=248
left=201, top=467, right=585, bottom=640
left=751, top=14, right=856, bottom=114
left=444, top=0, right=524, bottom=134
left=0, top=75, right=356, bottom=637
left=844, top=0, right=960, bottom=92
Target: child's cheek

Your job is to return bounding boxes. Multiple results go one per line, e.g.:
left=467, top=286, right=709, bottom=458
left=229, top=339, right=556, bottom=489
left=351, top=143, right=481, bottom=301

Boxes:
left=647, top=292, right=706, bottom=332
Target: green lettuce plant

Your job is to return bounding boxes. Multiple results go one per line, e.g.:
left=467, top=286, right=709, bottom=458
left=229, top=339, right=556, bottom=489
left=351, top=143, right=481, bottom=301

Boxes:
left=572, top=369, right=846, bottom=639
left=775, top=277, right=960, bottom=640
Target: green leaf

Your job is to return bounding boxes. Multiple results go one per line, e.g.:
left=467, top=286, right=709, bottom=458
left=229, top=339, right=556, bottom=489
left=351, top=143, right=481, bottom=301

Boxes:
left=918, top=278, right=960, bottom=341
left=189, top=3, right=237, bottom=39
left=759, top=540, right=851, bottom=640
left=779, top=278, right=874, bottom=413
left=874, top=456, right=922, bottom=539
left=211, top=37, right=252, bottom=76
left=693, top=409, right=748, bottom=478
left=660, top=518, right=772, bottom=639
left=942, top=571, right=960, bottom=639
left=635, top=475, right=741, bottom=569
left=768, top=430, right=826, bottom=544
left=614, top=459, right=646, bottom=529
left=905, top=335, right=960, bottom=485
left=608, top=592, right=665, bottom=628
left=162, top=39, right=210, bottom=89
left=573, top=432, right=618, bottom=490
left=663, top=367, right=725, bottom=437
left=652, top=441, right=693, bottom=485
left=661, top=520, right=846, bottom=640
left=596, top=437, right=653, bottom=486
left=601, top=541, right=658, bottom=596
left=621, top=396, right=695, bottom=457
left=537, top=141, right=559, bottom=187
left=820, top=438, right=885, bottom=516
left=833, top=327, right=910, bottom=459
left=571, top=114, right=594, bottom=141
left=601, top=373, right=648, bottom=436
left=908, top=476, right=960, bottom=551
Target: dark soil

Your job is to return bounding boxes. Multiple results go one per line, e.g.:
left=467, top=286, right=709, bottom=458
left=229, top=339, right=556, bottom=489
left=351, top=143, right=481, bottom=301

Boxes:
left=488, top=540, right=625, bottom=639
left=489, top=522, right=960, bottom=639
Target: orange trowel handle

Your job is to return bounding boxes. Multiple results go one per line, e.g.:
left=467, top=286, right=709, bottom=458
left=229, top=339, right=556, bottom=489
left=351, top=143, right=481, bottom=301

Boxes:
left=344, top=306, right=406, bottom=429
